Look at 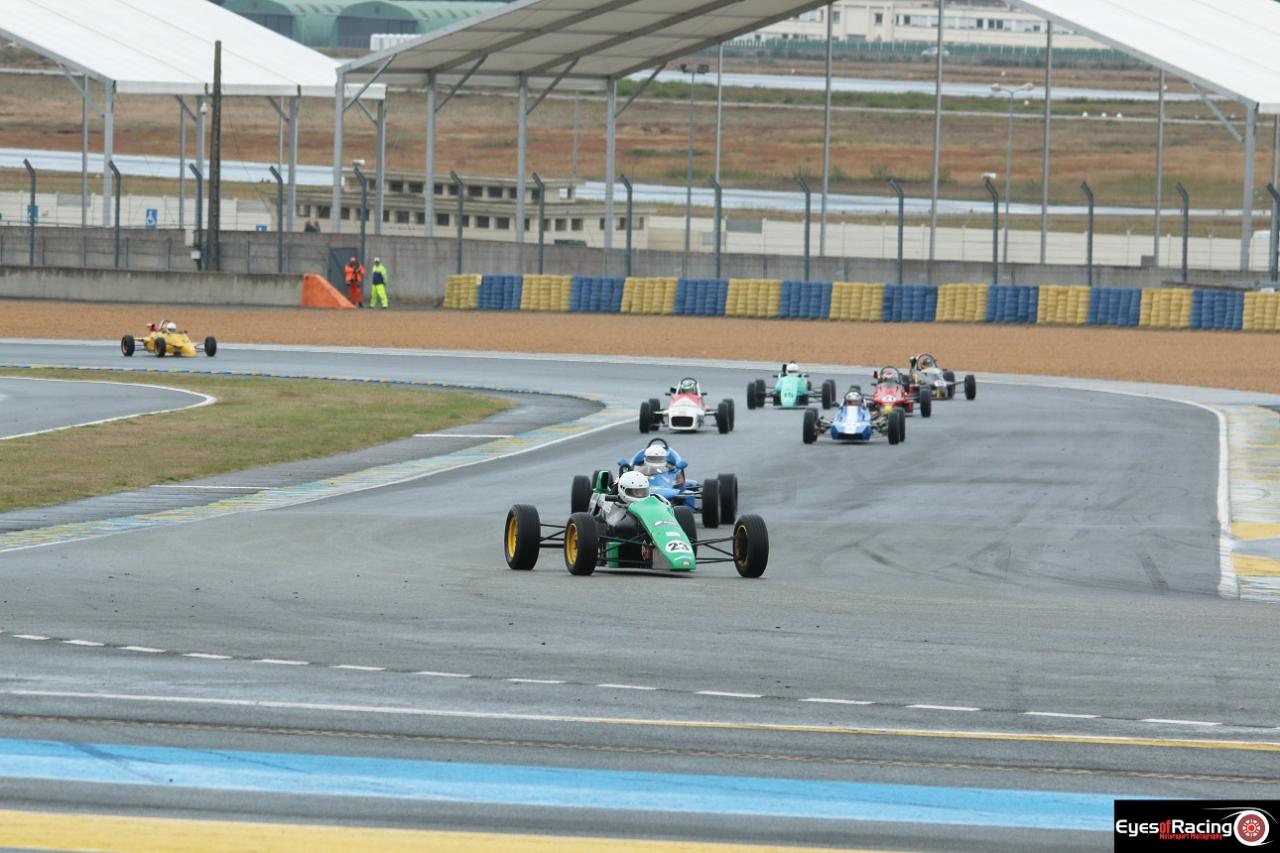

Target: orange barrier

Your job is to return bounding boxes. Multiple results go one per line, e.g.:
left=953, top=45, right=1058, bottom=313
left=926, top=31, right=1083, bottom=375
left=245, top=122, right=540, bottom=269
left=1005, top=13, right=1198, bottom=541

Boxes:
left=302, top=274, right=355, bottom=309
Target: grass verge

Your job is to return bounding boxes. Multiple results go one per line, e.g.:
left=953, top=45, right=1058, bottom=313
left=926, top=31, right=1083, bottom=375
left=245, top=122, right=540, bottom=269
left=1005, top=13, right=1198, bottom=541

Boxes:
left=0, top=369, right=509, bottom=512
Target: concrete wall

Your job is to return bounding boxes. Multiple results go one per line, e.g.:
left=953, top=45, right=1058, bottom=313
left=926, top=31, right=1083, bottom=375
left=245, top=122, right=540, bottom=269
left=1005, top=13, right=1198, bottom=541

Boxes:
left=0, top=266, right=301, bottom=307
left=0, top=225, right=1263, bottom=309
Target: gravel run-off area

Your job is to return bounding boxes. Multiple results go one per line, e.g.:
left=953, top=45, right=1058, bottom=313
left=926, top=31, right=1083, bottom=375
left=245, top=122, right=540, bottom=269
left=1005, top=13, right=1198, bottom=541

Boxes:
left=3, top=300, right=1278, bottom=394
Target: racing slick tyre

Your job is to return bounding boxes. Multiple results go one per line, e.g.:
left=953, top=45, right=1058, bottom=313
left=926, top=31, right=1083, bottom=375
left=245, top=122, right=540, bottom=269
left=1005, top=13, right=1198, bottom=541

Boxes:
left=701, top=477, right=721, bottom=529
left=639, top=401, right=653, bottom=434
left=821, top=380, right=836, bottom=410
left=732, top=514, right=769, bottom=578
left=571, top=475, right=592, bottom=514
left=893, top=408, right=906, bottom=444
left=772, top=391, right=781, bottom=408
left=716, top=400, right=731, bottom=434
left=649, top=397, right=661, bottom=416
left=153, top=336, right=166, bottom=358
left=504, top=505, right=542, bottom=571
left=673, top=505, right=698, bottom=556
left=746, top=382, right=757, bottom=410
left=717, top=474, right=739, bottom=523
left=802, top=408, right=819, bottom=444
left=727, top=398, right=736, bottom=430
left=120, top=335, right=135, bottom=357
left=964, top=374, right=977, bottom=401
left=943, top=371, right=956, bottom=399
left=754, top=379, right=766, bottom=407
left=564, top=512, right=599, bottom=576
left=204, top=336, right=218, bottom=357
left=918, top=389, right=932, bottom=418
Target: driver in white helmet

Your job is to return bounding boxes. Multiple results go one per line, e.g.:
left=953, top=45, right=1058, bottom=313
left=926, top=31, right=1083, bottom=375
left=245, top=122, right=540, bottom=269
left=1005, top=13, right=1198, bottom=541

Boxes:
left=605, top=470, right=650, bottom=527
left=844, top=388, right=864, bottom=408
left=165, top=322, right=177, bottom=334
left=640, top=444, right=670, bottom=476
left=782, top=361, right=800, bottom=376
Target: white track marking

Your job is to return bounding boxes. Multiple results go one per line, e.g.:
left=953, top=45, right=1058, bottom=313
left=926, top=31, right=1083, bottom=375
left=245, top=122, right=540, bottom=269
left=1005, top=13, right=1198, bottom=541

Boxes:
left=61, top=640, right=103, bottom=647
left=120, top=646, right=165, bottom=654
left=415, top=671, right=472, bottom=678
left=12, top=634, right=49, bottom=641
left=507, top=678, right=565, bottom=685
left=413, top=433, right=514, bottom=439
left=1024, top=711, right=1101, bottom=720
left=255, top=659, right=309, bottom=666
left=0, top=376, right=215, bottom=441
left=801, top=698, right=875, bottom=706
left=596, top=684, right=658, bottom=691
left=1141, top=718, right=1222, bottom=727
left=183, top=653, right=231, bottom=660
left=330, top=665, right=386, bottom=672
left=908, top=704, right=981, bottom=712
left=697, top=691, right=763, bottom=699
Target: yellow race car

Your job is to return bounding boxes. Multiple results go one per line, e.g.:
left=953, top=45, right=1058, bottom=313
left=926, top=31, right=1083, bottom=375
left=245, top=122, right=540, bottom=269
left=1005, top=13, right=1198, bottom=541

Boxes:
left=121, top=321, right=217, bottom=358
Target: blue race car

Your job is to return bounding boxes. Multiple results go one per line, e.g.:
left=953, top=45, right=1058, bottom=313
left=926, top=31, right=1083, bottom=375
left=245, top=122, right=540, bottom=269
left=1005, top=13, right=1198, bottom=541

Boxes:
left=802, top=386, right=905, bottom=446
left=570, top=438, right=738, bottom=528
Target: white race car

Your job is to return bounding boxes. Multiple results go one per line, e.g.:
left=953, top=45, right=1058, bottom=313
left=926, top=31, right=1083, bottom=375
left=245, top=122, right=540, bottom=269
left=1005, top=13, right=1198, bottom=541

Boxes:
left=640, top=378, right=735, bottom=434
left=909, top=353, right=977, bottom=401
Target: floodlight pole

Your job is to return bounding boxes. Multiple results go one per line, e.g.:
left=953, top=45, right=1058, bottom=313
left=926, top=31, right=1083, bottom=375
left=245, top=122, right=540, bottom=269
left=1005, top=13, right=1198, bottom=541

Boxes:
left=1154, top=69, right=1166, bottom=264
left=620, top=173, right=634, bottom=277
left=374, top=100, right=386, bottom=236
left=1176, top=181, right=1189, bottom=284
left=102, top=79, right=114, bottom=228
left=820, top=2, right=833, bottom=257
left=451, top=171, right=465, bottom=275
left=715, top=43, right=724, bottom=183
left=889, top=178, right=905, bottom=286
left=682, top=64, right=707, bottom=278
left=604, top=79, right=617, bottom=275
left=516, top=74, right=528, bottom=246
left=425, top=72, right=437, bottom=237
left=81, top=74, right=88, bottom=227
left=269, top=165, right=284, bottom=273
left=1266, top=183, right=1280, bottom=284
left=983, top=176, right=999, bottom=286
left=797, top=176, right=812, bottom=280
left=1081, top=180, right=1095, bottom=287
left=189, top=163, right=204, bottom=271
left=532, top=172, right=546, bottom=274
left=178, top=99, right=187, bottom=231
left=353, top=164, right=368, bottom=268
left=1039, top=21, right=1052, bottom=264
left=1241, top=103, right=1258, bottom=272
left=927, top=0, right=944, bottom=282
left=207, top=41, right=222, bottom=272
left=109, top=160, right=122, bottom=269
left=23, top=158, right=36, bottom=266
left=287, top=96, right=299, bottom=233
left=331, top=69, right=345, bottom=234
left=708, top=176, right=723, bottom=279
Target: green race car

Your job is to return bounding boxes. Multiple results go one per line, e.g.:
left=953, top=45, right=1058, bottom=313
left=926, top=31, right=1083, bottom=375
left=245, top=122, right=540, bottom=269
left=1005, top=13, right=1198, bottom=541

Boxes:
left=504, top=469, right=768, bottom=578
left=747, top=362, right=837, bottom=410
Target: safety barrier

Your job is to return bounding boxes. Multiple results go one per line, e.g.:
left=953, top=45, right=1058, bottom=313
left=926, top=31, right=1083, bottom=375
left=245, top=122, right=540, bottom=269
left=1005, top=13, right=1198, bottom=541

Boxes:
left=1243, top=291, right=1280, bottom=332
left=829, top=282, right=885, bottom=322
left=882, top=284, right=937, bottom=323
left=986, top=285, right=1038, bottom=324
left=444, top=272, right=1276, bottom=334
left=1088, top=287, right=1143, bottom=327
left=569, top=276, right=626, bottom=313
left=1036, top=285, right=1091, bottom=326
left=1191, top=290, right=1244, bottom=330
left=443, top=273, right=480, bottom=310
left=519, top=274, right=573, bottom=313
left=621, top=277, right=679, bottom=315
left=1139, top=288, right=1193, bottom=330
left=725, top=278, right=782, bottom=319
left=935, top=284, right=989, bottom=323
left=477, top=274, right=522, bottom=311
left=779, top=280, right=833, bottom=319
left=675, top=279, right=729, bottom=316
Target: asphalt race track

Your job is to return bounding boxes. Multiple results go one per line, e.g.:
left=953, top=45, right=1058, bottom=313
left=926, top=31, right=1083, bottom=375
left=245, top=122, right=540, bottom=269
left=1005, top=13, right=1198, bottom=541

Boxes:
left=0, top=375, right=209, bottom=439
left=0, top=341, right=1277, bottom=852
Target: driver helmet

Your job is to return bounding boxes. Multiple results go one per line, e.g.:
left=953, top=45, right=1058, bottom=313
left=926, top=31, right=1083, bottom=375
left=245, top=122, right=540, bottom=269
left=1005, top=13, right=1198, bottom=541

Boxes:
left=165, top=322, right=177, bottom=333
left=642, top=445, right=668, bottom=473
left=844, top=389, right=863, bottom=406
left=786, top=362, right=799, bottom=376
left=617, top=470, right=650, bottom=504
left=918, top=354, right=936, bottom=369
left=349, top=256, right=357, bottom=263
left=678, top=378, right=697, bottom=393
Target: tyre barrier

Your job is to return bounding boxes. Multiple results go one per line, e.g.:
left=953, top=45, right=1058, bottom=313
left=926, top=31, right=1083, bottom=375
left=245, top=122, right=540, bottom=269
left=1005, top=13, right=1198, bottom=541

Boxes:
left=1036, top=285, right=1091, bottom=326
left=477, top=274, right=522, bottom=311
left=779, top=280, right=833, bottom=319
left=621, top=277, right=679, bottom=315
left=935, top=284, right=989, bottom=323
left=1088, top=287, right=1143, bottom=327
left=726, top=279, right=783, bottom=318
left=519, top=274, right=573, bottom=312
left=444, top=273, right=1272, bottom=332
left=986, top=285, right=1039, bottom=324
left=829, top=282, right=885, bottom=321
left=569, top=276, right=626, bottom=313
left=443, top=273, right=481, bottom=310
left=1190, top=290, right=1244, bottom=330
left=675, top=279, right=729, bottom=316
left=882, top=284, right=936, bottom=323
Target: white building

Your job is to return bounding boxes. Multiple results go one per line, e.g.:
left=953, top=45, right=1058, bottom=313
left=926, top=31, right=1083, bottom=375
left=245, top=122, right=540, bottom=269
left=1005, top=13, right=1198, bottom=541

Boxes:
left=753, top=1, right=1102, bottom=50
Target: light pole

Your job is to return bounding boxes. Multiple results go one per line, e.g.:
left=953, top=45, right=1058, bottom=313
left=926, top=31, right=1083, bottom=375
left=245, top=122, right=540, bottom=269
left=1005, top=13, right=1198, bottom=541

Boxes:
left=681, top=62, right=710, bottom=277
left=991, top=82, right=1033, bottom=268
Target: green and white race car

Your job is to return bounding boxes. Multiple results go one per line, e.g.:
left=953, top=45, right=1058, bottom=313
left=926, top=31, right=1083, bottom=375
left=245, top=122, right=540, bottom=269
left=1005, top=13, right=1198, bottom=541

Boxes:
left=504, top=470, right=768, bottom=578
left=747, top=362, right=837, bottom=410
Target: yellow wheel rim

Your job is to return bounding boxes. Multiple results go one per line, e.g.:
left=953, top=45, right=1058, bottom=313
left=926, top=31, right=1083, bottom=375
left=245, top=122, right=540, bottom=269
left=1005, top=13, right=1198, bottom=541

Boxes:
left=505, top=516, right=518, bottom=558
left=565, top=523, right=579, bottom=563
left=733, top=523, right=747, bottom=564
